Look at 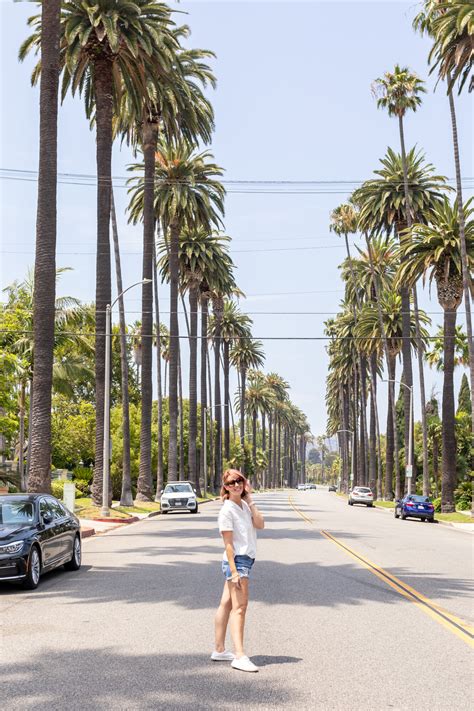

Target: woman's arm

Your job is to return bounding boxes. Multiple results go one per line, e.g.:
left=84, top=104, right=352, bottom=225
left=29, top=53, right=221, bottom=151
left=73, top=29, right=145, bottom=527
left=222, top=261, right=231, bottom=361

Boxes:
left=222, top=530, right=241, bottom=587
left=245, top=494, right=265, bottom=529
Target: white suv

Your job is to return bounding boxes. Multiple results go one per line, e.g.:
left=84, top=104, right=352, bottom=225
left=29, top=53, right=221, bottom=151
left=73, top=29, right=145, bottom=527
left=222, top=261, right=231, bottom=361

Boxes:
left=348, top=486, right=374, bottom=507
left=160, top=482, right=198, bottom=514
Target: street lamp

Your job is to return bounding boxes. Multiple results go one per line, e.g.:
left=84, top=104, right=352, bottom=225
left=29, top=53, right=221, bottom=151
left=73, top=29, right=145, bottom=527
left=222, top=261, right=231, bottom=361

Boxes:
left=335, top=429, right=354, bottom=491
left=382, top=378, right=413, bottom=494
left=101, top=279, right=151, bottom=517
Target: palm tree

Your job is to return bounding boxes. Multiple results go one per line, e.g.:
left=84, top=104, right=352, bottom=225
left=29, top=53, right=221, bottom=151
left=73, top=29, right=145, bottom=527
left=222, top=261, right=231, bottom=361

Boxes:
left=245, top=375, right=274, bottom=476
left=265, top=373, right=290, bottom=486
left=158, top=228, right=236, bottom=491
left=426, top=324, right=470, bottom=371
left=414, top=0, right=474, bottom=475
left=18, top=0, right=61, bottom=492
left=372, top=66, right=429, bottom=487
left=110, top=191, right=133, bottom=505
left=355, top=148, right=449, bottom=491
left=230, top=338, right=265, bottom=474
left=356, top=293, right=430, bottom=498
left=210, top=301, right=251, bottom=459
left=397, top=197, right=474, bottom=511
left=21, top=0, right=179, bottom=504
left=128, top=140, right=225, bottom=481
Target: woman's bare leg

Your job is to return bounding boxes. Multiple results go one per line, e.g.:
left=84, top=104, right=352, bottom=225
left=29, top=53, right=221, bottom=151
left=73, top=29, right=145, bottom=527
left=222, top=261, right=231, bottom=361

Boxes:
left=214, top=581, right=232, bottom=652
left=229, top=578, right=249, bottom=658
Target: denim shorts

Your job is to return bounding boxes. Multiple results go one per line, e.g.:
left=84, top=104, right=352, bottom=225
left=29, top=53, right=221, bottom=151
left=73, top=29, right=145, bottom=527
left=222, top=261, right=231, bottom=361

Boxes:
left=222, top=554, right=255, bottom=581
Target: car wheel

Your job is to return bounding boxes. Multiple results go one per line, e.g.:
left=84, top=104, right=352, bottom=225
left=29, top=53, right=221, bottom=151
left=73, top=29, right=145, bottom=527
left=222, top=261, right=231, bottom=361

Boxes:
left=394, top=509, right=399, bottom=518
left=65, top=535, right=81, bottom=571
left=428, top=518, right=435, bottom=523
left=22, top=545, right=41, bottom=590
left=190, top=506, right=199, bottom=514
left=367, top=504, right=373, bottom=507
left=401, top=512, right=407, bottom=520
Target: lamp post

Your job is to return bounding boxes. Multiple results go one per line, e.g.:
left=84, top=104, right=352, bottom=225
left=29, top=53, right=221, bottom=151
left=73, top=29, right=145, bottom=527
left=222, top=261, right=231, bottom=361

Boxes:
left=335, top=429, right=354, bottom=492
left=101, top=279, right=151, bottom=518
left=382, top=378, right=413, bottom=494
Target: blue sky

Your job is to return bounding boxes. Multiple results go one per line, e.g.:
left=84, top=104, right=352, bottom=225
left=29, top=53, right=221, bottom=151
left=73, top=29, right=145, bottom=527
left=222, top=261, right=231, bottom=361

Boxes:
left=1, top=0, right=472, bottom=436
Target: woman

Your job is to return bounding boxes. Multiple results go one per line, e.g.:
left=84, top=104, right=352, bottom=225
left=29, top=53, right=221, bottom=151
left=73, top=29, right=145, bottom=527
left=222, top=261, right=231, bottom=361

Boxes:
left=211, top=468, right=265, bottom=673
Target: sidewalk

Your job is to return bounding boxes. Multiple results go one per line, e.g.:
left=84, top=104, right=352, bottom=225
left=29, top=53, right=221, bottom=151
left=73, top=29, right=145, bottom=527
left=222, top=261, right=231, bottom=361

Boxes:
left=80, top=497, right=219, bottom=538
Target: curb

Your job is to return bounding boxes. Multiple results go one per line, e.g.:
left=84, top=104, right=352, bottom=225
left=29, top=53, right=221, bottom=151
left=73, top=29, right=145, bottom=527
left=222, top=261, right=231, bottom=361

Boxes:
left=92, top=516, right=139, bottom=524
left=81, top=527, right=95, bottom=539
left=374, top=503, right=473, bottom=531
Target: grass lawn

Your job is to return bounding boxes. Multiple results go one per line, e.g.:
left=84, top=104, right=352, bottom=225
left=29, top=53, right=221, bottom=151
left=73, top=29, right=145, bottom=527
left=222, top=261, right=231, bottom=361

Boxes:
left=374, top=500, right=395, bottom=509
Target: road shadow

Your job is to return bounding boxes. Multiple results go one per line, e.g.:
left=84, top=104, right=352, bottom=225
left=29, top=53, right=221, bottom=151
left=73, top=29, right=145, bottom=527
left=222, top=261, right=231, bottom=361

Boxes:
left=1, top=649, right=302, bottom=710
left=251, top=655, right=303, bottom=667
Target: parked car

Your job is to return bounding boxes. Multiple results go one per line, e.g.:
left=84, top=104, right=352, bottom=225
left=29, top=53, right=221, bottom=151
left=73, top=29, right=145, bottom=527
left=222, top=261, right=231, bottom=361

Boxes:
left=306, top=483, right=317, bottom=490
left=160, top=482, right=198, bottom=514
left=0, top=494, right=81, bottom=590
left=328, top=485, right=337, bottom=492
left=348, top=486, right=374, bottom=507
left=296, top=484, right=306, bottom=491
left=395, top=495, right=435, bottom=522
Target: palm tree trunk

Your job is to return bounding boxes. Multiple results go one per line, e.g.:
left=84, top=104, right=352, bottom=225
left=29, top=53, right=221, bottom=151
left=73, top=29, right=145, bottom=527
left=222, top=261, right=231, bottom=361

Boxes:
left=360, top=357, right=369, bottom=485
left=26, top=380, right=33, bottom=480
left=385, top=354, right=396, bottom=500
left=91, top=58, right=114, bottom=506
left=200, top=294, right=209, bottom=490
left=213, top=330, right=222, bottom=489
left=27, top=0, right=60, bottom=494
left=252, top=410, right=257, bottom=474
left=188, top=285, right=199, bottom=492
left=433, top=435, right=440, bottom=497
left=448, top=84, right=474, bottom=454
left=441, top=307, right=457, bottom=512
left=262, top=412, right=266, bottom=487
left=370, top=353, right=383, bottom=500
left=398, top=116, right=416, bottom=483
left=207, top=347, right=214, bottom=490
left=178, top=348, right=185, bottom=481
left=413, top=287, right=429, bottom=495
left=239, top=366, right=247, bottom=475
left=167, top=221, right=180, bottom=480
left=136, top=119, right=158, bottom=501
left=19, top=382, right=26, bottom=491
left=223, top=341, right=230, bottom=459
left=153, top=239, right=164, bottom=498
left=365, top=233, right=400, bottom=499
left=368, top=367, right=377, bottom=496
left=111, top=191, right=133, bottom=506
left=268, top=412, right=273, bottom=488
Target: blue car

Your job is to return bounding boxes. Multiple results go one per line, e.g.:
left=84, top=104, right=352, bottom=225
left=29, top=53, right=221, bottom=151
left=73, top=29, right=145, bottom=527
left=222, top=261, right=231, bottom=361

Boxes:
left=394, top=494, right=435, bottom=523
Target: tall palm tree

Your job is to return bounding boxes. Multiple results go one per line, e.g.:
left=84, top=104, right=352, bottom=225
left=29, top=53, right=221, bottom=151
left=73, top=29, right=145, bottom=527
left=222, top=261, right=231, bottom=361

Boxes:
left=158, top=228, right=236, bottom=491
left=372, top=66, right=428, bottom=488
left=21, top=0, right=179, bottom=504
left=128, top=140, right=225, bottom=481
left=265, top=373, right=290, bottom=486
left=356, top=293, right=430, bottom=498
left=245, top=375, right=274, bottom=476
left=18, top=0, right=61, bottom=492
left=110, top=191, right=133, bottom=506
left=210, top=301, right=251, bottom=459
left=355, top=148, right=449, bottom=491
left=414, top=0, right=474, bottom=472
left=230, top=338, right=265, bottom=473
left=397, top=197, right=474, bottom=511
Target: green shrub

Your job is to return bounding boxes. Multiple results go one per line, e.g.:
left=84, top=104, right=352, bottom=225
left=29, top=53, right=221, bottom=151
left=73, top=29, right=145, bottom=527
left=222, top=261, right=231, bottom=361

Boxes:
left=51, top=480, right=66, bottom=499
left=454, top=480, right=472, bottom=510
left=73, top=479, right=90, bottom=496
left=73, top=466, right=94, bottom=484
left=432, top=496, right=442, bottom=512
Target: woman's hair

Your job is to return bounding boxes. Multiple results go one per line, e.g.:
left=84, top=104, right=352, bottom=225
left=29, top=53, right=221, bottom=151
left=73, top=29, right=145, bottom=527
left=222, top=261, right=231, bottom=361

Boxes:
left=220, top=469, right=249, bottom=500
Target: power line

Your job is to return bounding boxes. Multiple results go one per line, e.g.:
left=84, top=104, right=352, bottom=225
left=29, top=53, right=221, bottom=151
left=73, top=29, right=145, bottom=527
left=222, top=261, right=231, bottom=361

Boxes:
left=0, top=306, right=460, bottom=316
left=0, top=244, right=347, bottom=255
left=0, top=329, right=458, bottom=341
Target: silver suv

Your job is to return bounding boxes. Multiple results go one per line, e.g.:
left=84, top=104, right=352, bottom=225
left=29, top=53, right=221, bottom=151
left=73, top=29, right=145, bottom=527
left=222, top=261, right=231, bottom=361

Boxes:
left=160, top=482, right=198, bottom=514
left=348, top=486, right=374, bottom=507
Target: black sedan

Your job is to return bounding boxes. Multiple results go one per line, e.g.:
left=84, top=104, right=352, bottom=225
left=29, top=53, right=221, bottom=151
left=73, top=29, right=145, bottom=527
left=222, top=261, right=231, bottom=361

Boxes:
left=0, top=494, right=81, bottom=590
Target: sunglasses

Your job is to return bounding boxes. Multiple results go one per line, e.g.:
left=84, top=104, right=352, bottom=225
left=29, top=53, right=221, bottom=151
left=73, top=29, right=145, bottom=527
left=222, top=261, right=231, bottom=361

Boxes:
left=226, top=478, right=244, bottom=487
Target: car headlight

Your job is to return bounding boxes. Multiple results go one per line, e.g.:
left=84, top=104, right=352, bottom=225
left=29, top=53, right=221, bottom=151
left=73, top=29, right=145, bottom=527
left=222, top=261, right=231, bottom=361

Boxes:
left=0, top=541, right=24, bottom=555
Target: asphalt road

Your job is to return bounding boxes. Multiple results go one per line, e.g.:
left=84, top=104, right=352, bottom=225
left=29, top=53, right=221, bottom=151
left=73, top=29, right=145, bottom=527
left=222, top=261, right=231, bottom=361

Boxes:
left=1, top=488, right=473, bottom=710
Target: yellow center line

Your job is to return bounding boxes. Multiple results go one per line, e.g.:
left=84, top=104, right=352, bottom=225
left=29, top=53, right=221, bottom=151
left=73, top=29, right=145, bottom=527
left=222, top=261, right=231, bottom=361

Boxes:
left=288, top=495, right=474, bottom=648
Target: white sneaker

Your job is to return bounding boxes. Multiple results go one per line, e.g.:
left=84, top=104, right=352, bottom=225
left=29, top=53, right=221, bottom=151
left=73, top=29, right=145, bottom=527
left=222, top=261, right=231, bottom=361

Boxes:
left=211, top=650, right=235, bottom=661
left=231, top=655, right=259, bottom=672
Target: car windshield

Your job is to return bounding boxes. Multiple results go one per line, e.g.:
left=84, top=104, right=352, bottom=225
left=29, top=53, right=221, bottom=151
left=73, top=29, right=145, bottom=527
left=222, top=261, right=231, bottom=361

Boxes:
left=164, top=485, right=192, bottom=494
left=0, top=500, right=36, bottom=526
left=408, top=495, right=431, bottom=503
